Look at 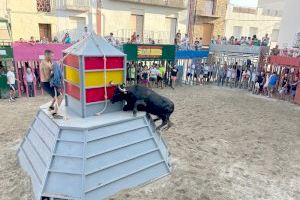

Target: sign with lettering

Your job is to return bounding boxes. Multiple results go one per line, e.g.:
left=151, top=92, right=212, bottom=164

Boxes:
left=137, top=46, right=163, bottom=58
left=123, top=44, right=175, bottom=61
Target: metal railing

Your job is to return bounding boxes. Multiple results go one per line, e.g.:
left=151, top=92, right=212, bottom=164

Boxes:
left=52, top=0, right=90, bottom=11
left=114, top=0, right=187, bottom=9
left=113, top=29, right=172, bottom=44
left=196, top=8, right=219, bottom=17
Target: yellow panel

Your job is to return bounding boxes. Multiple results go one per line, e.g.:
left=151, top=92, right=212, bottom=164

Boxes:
left=85, top=70, right=124, bottom=87
left=65, top=65, right=80, bottom=85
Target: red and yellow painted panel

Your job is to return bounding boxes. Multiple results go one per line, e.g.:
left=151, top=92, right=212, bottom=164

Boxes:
left=85, top=70, right=123, bottom=87
left=65, top=81, right=80, bottom=100
left=84, top=57, right=124, bottom=70
left=86, top=86, right=116, bottom=103
left=65, top=65, right=80, bottom=85
left=64, top=54, right=79, bottom=69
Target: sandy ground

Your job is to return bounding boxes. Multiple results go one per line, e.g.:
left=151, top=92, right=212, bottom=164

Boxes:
left=0, top=85, right=300, bottom=200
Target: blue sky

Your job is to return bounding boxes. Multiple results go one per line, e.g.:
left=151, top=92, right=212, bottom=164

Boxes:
left=230, top=0, right=258, bottom=7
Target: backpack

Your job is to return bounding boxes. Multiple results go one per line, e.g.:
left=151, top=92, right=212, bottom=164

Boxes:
left=50, top=61, right=63, bottom=88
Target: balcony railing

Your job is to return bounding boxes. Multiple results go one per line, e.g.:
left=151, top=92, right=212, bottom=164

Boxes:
left=52, top=0, right=90, bottom=11
left=113, top=0, right=187, bottom=9
left=196, top=9, right=220, bottom=18
left=209, top=44, right=262, bottom=55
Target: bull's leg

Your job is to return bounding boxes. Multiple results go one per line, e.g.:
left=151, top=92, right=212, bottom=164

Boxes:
left=133, top=100, right=147, bottom=117
left=156, top=117, right=168, bottom=130
left=165, top=115, right=174, bottom=130
left=123, top=104, right=132, bottom=111
left=166, top=120, right=174, bottom=130
left=153, top=117, right=161, bottom=122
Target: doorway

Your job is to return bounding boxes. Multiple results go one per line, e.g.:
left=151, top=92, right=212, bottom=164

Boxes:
left=202, top=23, right=213, bottom=46
left=166, top=17, right=177, bottom=44
left=130, top=14, right=144, bottom=40
left=39, top=24, right=52, bottom=42
left=69, top=17, right=86, bottom=41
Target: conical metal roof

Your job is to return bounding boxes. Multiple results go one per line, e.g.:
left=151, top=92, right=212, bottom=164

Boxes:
left=64, top=33, right=125, bottom=57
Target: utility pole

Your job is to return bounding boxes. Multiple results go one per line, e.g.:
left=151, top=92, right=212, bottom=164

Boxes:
left=96, top=0, right=102, bottom=35
left=188, top=0, right=196, bottom=42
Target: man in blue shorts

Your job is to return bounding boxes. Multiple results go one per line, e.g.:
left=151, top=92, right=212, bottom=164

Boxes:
left=267, top=72, right=279, bottom=98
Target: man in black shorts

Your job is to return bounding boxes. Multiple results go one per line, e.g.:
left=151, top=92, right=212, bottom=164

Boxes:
left=40, top=50, right=63, bottom=119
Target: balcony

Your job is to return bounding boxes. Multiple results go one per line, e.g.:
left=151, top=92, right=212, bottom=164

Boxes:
left=209, top=44, right=262, bottom=55
left=52, top=0, right=90, bottom=12
left=113, top=0, right=187, bottom=9
left=196, top=9, right=220, bottom=18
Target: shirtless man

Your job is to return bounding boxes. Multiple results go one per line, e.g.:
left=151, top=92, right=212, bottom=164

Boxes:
left=40, top=50, right=63, bottom=118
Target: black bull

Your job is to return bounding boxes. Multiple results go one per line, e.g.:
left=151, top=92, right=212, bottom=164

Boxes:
left=110, top=85, right=174, bottom=130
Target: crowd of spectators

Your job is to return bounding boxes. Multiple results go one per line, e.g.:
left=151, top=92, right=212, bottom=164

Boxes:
left=271, top=45, right=300, bottom=58
left=211, top=33, right=270, bottom=47
left=183, top=60, right=300, bottom=103
left=126, top=62, right=178, bottom=89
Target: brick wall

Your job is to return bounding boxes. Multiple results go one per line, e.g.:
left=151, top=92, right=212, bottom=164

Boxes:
left=192, top=0, right=228, bottom=43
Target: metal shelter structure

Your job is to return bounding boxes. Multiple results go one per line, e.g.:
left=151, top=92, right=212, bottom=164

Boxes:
left=17, top=34, right=171, bottom=200
left=209, top=44, right=264, bottom=68
left=268, top=54, right=300, bottom=105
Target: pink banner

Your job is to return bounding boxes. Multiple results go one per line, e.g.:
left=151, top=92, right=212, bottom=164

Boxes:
left=12, top=42, right=71, bottom=61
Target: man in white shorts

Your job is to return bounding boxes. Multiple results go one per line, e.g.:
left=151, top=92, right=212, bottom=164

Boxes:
left=7, top=66, right=18, bottom=102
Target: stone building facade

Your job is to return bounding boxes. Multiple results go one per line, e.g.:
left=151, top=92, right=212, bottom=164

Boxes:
left=189, top=0, right=228, bottom=45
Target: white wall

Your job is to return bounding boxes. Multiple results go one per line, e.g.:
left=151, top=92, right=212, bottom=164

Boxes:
left=0, top=0, right=7, bottom=18
left=257, top=0, right=285, bottom=10
left=225, top=4, right=281, bottom=46
left=277, top=0, right=300, bottom=48
left=101, top=0, right=187, bottom=43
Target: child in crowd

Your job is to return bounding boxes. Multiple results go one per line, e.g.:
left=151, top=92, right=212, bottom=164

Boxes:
left=149, top=64, right=159, bottom=88
left=242, top=69, right=250, bottom=89
left=141, top=65, right=149, bottom=87
left=279, top=74, right=289, bottom=100
left=171, top=66, right=178, bottom=89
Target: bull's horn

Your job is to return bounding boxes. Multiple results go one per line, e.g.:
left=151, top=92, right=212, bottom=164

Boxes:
left=118, top=85, right=127, bottom=93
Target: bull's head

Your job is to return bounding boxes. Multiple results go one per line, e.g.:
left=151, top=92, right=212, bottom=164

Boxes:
left=110, top=83, right=127, bottom=104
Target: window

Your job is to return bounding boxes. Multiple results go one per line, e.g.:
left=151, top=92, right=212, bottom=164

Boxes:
left=37, top=0, right=51, bottom=12
left=203, top=0, right=215, bottom=15
left=130, top=15, right=144, bottom=38
left=249, top=27, right=258, bottom=37
left=271, top=29, right=279, bottom=42
left=39, top=24, right=51, bottom=42
left=166, top=17, right=177, bottom=44
left=233, top=26, right=242, bottom=38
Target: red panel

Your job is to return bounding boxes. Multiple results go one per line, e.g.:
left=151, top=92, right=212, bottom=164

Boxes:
left=84, top=57, right=124, bottom=70
left=269, top=56, right=300, bottom=68
left=64, top=54, right=79, bottom=69
left=65, top=81, right=80, bottom=100
left=295, top=85, right=300, bottom=105
left=86, top=86, right=116, bottom=103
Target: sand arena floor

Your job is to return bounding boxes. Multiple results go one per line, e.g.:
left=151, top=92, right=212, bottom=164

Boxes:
left=0, top=85, right=299, bottom=200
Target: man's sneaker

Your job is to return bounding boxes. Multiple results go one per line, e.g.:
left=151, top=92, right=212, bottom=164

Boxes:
left=9, top=98, right=15, bottom=102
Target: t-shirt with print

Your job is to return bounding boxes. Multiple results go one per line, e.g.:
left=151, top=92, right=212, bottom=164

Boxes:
left=268, top=74, right=278, bottom=86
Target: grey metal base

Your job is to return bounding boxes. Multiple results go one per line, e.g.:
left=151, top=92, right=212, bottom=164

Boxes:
left=17, top=103, right=171, bottom=200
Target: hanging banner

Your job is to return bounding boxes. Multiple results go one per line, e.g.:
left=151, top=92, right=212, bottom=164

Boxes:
left=137, top=46, right=163, bottom=58
left=123, top=44, right=176, bottom=61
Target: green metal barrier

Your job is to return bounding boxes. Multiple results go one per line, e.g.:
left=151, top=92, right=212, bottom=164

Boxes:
left=0, top=45, right=13, bottom=98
